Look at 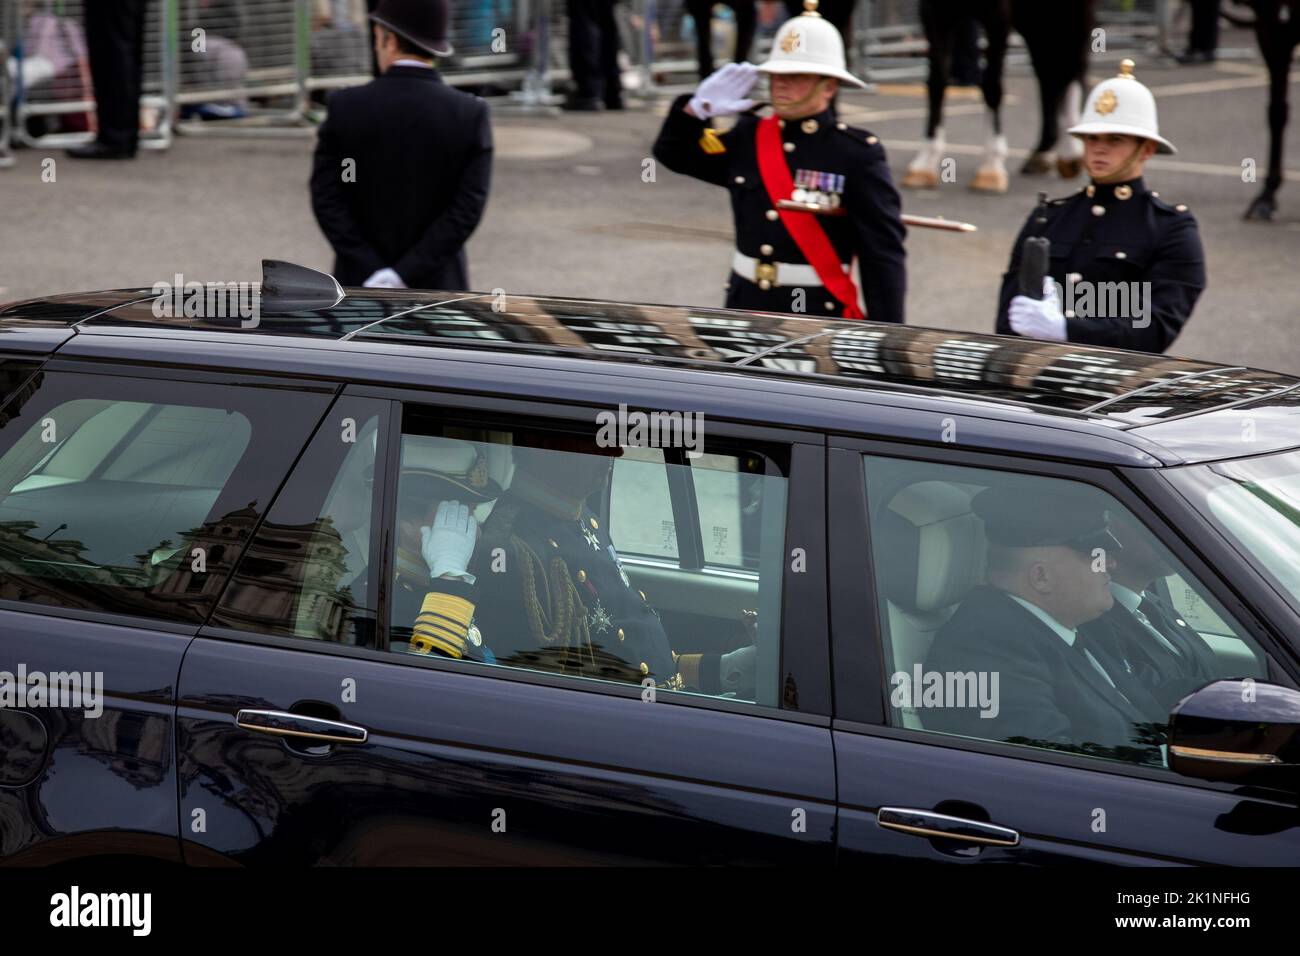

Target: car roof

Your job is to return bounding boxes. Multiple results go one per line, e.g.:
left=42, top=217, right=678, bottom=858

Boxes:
left=3, top=281, right=1298, bottom=468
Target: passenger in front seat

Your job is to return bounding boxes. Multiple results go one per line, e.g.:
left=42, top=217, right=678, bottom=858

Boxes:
left=923, top=486, right=1166, bottom=765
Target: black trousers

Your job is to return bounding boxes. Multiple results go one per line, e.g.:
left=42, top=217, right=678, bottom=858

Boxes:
left=686, top=0, right=757, bottom=79
left=85, top=0, right=147, bottom=151
left=567, top=0, right=622, bottom=103
left=1187, top=0, right=1219, bottom=54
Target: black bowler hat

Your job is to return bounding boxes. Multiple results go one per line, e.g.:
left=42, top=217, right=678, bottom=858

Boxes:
left=370, top=0, right=454, bottom=58
left=973, top=485, right=1122, bottom=554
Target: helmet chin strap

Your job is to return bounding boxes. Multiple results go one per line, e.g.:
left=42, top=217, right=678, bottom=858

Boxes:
left=773, top=77, right=834, bottom=118
left=1092, top=139, right=1149, bottom=184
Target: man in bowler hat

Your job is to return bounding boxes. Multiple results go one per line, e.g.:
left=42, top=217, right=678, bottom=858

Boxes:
left=311, top=0, right=492, bottom=290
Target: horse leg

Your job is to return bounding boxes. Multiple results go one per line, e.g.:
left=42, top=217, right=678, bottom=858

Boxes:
left=903, top=0, right=954, bottom=189
left=1245, top=24, right=1294, bottom=220
left=971, top=3, right=1011, bottom=193
left=1056, top=78, right=1085, bottom=178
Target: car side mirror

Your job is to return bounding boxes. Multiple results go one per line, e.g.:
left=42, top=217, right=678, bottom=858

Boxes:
left=1168, top=679, right=1300, bottom=789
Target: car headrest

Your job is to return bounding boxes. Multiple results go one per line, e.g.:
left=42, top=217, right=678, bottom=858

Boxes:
left=876, top=482, right=985, bottom=614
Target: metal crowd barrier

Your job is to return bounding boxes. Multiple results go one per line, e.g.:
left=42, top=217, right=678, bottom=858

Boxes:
left=0, top=0, right=1229, bottom=153
left=8, top=0, right=171, bottom=149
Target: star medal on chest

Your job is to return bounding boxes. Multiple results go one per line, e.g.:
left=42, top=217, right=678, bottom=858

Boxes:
left=790, top=169, right=845, bottom=213
left=579, top=518, right=602, bottom=551
left=587, top=600, right=613, bottom=635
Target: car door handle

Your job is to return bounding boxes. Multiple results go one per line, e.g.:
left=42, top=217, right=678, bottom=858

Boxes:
left=235, top=709, right=368, bottom=745
left=877, top=807, right=1020, bottom=847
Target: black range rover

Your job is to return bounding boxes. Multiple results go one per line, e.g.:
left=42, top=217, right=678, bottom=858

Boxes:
left=2, top=263, right=1299, bottom=866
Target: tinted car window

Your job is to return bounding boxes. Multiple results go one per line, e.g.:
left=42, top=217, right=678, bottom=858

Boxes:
left=862, top=454, right=1269, bottom=768
left=386, top=408, right=789, bottom=707
left=212, top=397, right=390, bottom=647
left=0, top=359, right=41, bottom=412
left=0, top=371, right=332, bottom=623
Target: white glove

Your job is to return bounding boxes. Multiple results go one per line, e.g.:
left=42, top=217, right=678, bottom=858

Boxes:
left=719, top=645, right=756, bottom=695
left=420, top=500, right=477, bottom=583
left=1008, top=275, right=1068, bottom=341
left=363, top=267, right=406, bottom=289
left=688, top=62, right=759, bottom=120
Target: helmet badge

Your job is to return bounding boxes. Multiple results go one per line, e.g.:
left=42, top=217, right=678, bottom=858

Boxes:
left=1095, top=90, right=1118, bottom=116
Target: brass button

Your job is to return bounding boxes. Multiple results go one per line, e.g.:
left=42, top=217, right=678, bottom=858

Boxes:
left=759, top=243, right=773, bottom=256
left=1176, top=203, right=1188, bottom=212
left=548, top=538, right=558, bottom=548
left=765, top=209, right=779, bottom=221
left=801, top=118, right=818, bottom=134
left=1091, top=205, right=1106, bottom=217
left=778, top=119, right=785, bottom=129
left=734, top=175, right=745, bottom=184
left=783, top=142, right=795, bottom=153
left=824, top=301, right=836, bottom=310
left=758, top=279, right=772, bottom=290
left=640, top=662, right=649, bottom=675
left=589, top=517, right=599, bottom=530
left=1151, top=190, right=1159, bottom=197
left=1115, top=184, right=1133, bottom=200
left=1067, top=272, right=1083, bottom=283
left=1086, top=184, right=1095, bottom=198
left=618, top=628, right=625, bottom=642
left=866, top=135, right=879, bottom=145
left=1115, top=250, right=1127, bottom=259
left=577, top=569, right=587, bottom=583
left=836, top=122, right=847, bottom=130
left=1065, top=309, right=1076, bottom=318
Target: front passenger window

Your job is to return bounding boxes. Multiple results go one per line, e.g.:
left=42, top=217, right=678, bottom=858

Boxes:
left=863, top=455, right=1269, bottom=768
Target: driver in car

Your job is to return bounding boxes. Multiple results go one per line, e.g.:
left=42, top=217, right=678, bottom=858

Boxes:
left=408, top=432, right=756, bottom=698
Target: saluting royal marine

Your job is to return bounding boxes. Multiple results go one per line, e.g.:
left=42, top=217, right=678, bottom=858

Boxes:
left=653, top=0, right=906, bottom=323
left=998, top=59, right=1206, bottom=354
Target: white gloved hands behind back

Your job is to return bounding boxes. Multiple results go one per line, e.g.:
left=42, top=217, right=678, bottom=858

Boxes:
left=421, top=499, right=477, bottom=583
left=1008, top=275, right=1068, bottom=341
left=688, top=62, right=760, bottom=120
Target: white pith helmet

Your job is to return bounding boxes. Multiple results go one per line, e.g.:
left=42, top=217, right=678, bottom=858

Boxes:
left=757, top=0, right=867, bottom=89
left=1068, top=58, right=1176, bottom=154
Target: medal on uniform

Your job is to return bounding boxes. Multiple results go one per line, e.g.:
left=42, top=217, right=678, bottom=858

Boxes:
left=587, top=600, right=613, bottom=635
left=780, top=169, right=847, bottom=216
left=579, top=520, right=601, bottom=551
left=467, top=622, right=483, bottom=647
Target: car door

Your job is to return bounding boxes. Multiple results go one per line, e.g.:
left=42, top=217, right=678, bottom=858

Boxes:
left=827, top=438, right=1300, bottom=865
left=176, top=384, right=836, bottom=864
left=0, top=362, right=334, bottom=864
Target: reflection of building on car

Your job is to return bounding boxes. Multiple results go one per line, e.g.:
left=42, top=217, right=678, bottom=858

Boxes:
left=394, top=431, right=760, bottom=699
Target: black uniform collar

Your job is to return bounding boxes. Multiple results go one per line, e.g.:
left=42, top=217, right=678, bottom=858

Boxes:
left=1083, top=176, right=1146, bottom=203
left=777, top=106, right=834, bottom=137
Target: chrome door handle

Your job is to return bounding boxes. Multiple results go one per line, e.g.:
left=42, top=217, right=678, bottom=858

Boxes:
left=235, top=709, right=368, bottom=745
left=877, top=807, right=1020, bottom=847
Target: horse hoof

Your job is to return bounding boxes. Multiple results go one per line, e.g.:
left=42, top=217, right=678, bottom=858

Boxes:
left=1056, top=158, right=1083, bottom=179
left=1020, top=154, right=1054, bottom=175
left=970, top=167, right=1009, bottom=193
left=901, top=168, right=940, bottom=189
left=1244, top=198, right=1276, bottom=221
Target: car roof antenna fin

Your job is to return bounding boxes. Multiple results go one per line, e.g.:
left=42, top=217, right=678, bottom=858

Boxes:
left=261, top=260, right=346, bottom=313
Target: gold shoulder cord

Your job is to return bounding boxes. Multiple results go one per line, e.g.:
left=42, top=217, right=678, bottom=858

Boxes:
left=514, top=534, right=596, bottom=674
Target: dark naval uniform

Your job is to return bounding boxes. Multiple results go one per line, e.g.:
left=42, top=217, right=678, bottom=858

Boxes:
left=408, top=492, right=731, bottom=692
left=653, top=97, right=907, bottom=323
left=996, top=178, right=1206, bottom=353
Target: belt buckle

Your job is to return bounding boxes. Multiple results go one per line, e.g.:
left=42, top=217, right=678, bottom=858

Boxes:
left=754, top=261, right=778, bottom=290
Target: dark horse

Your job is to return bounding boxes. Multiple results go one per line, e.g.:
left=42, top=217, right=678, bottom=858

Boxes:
left=903, top=0, right=1096, bottom=193
left=1224, top=0, right=1299, bottom=220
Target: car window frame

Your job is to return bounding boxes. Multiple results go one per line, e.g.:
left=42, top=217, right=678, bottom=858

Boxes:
left=192, top=380, right=833, bottom=722
left=828, top=433, right=1300, bottom=793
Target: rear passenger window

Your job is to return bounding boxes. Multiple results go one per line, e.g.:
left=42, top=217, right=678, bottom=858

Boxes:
left=862, top=455, right=1269, bottom=769
left=0, top=372, right=332, bottom=623
left=385, top=408, right=789, bottom=708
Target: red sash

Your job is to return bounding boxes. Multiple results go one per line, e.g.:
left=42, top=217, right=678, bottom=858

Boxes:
left=755, top=114, right=864, bottom=320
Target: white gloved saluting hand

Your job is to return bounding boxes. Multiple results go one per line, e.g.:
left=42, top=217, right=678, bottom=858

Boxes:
left=688, top=62, right=760, bottom=120
left=1008, top=275, right=1068, bottom=342
left=421, top=500, right=477, bottom=583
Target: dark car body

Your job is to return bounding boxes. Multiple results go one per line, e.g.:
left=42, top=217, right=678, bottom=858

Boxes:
left=2, top=274, right=1299, bottom=866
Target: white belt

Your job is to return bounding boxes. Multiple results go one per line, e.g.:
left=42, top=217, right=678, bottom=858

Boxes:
left=732, top=251, right=849, bottom=289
